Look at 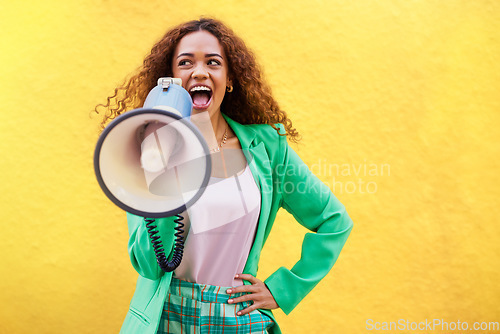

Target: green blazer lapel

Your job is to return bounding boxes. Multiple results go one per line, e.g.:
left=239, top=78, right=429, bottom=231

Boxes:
left=223, top=114, right=274, bottom=275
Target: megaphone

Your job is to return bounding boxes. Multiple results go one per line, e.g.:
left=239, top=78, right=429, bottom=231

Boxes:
left=94, top=77, right=212, bottom=272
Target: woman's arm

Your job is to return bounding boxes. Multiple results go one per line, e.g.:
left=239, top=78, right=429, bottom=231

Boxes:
left=264, top=139, right=354, bottom=315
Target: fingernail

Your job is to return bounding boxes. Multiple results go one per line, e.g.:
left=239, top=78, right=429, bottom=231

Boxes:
left=227, top=289, right=232, bottom=293
left=235, top=274, right=239, bottom=278
left=228, top=299, right=233, bottom=304
left=237, top=312, right=242, bottom=316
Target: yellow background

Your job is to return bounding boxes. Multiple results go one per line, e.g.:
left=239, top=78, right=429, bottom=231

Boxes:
left=1, top=1, right=499, bottom=333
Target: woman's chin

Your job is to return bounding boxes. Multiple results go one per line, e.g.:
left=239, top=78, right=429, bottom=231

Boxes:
left=192, top=105, right=221, bottom=119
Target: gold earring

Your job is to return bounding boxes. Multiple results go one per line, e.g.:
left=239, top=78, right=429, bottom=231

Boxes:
left=226, top=85, right=233, bottom=93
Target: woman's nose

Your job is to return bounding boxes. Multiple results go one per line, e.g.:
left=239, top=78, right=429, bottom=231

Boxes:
left=192, top=64, right=209, bottom=80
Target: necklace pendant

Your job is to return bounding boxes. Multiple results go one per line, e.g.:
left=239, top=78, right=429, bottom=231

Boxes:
left=210, top=127, right=227, bottom=153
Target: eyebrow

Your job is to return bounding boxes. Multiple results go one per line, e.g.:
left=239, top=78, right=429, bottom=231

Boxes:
left=176, top=53, right=223, bottom=59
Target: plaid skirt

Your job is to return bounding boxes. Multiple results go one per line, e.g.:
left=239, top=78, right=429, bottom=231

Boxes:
left=156, top=277, right=275, bottom=334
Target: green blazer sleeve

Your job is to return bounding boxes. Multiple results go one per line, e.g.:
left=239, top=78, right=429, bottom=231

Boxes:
left=126, top=213, right=177, bottom=280
left=264, top=138, right=353, bottom=315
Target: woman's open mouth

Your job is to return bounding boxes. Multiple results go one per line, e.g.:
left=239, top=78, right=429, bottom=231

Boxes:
left=189, top=85, right=213, bottom=110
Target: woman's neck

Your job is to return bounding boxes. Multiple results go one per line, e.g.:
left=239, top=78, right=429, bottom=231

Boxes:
left=210, top=111, right=227, bottom=140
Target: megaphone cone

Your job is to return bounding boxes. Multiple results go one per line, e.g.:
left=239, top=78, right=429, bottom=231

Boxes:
left=94, top=108, right=211, bottom=217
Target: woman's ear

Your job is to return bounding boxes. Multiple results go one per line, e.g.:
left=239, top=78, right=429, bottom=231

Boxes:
left=226, top=76, right=234, bottom=92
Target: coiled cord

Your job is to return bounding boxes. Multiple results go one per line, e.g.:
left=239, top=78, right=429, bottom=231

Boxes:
left=145, top=215, right=185, bottom=272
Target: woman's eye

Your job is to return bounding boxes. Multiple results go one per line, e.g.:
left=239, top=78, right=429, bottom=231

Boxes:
left=178, top=60, right=192, bottom=66
left=208, top=59, right=221, bottom=66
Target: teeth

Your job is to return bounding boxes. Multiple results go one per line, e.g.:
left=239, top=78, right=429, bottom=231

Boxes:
left=189, top=86, right=211, bottom=93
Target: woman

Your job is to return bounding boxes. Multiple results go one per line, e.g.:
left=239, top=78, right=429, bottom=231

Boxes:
left=96, top=18, right=353, bottom=334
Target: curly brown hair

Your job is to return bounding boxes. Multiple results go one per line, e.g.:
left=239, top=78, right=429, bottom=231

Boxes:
left=95, top=17, right=300, bottom=142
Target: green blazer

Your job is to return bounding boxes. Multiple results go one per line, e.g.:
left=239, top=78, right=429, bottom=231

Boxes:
left=120, top=114, right=353, bottom=334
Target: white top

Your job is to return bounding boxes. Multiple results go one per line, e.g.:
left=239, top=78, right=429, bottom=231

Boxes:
left=174, top=164, right=261, bottom=287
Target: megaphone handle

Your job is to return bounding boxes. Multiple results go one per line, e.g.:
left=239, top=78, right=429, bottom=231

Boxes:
left=145, top=215, right=185, bottom=272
